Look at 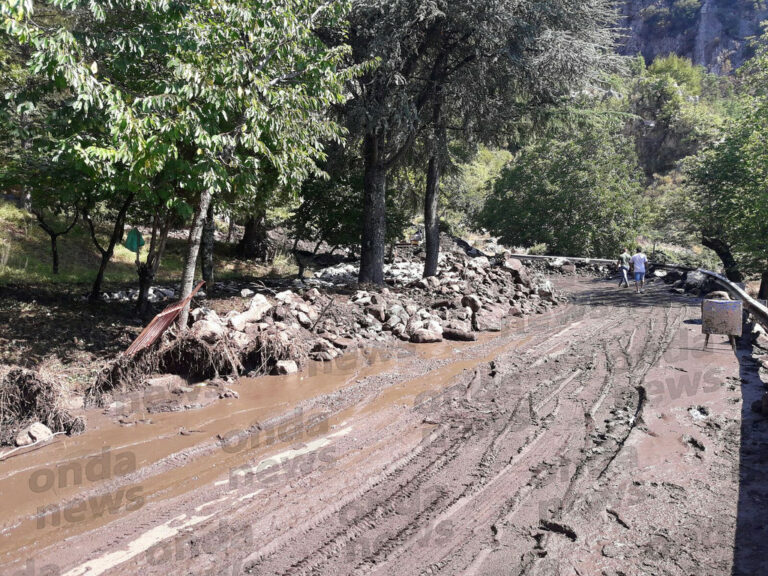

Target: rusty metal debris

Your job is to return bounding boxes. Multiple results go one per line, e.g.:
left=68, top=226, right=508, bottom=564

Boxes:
left=125, top=281, right=205, bottom=357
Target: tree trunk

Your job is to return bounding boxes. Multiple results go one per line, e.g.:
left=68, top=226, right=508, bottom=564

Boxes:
left=423, top=155, right=441, bottom=278
left=178, top=189, right=213, bottom=329
left=236, top=209, right=269, bottom=261
left=759, top=269, right=768, bottom=301
left=33, top=208, right=77, bottom=275
left=701, top=233, right=743, bottom=282
left=136, top=211, right=172, bottom=316
left=88, top=194, right=134, bottom=301
left=422, top=58, right=447, bottom=279
left=136, top=264, right=155, bottom=317
left=359, top=132, right=387, bottom=285
left=50, top=235, right=59, bottom=274
left=201, top=200, right=215, bottom=292
left=226, top=214, right=236, bottom=244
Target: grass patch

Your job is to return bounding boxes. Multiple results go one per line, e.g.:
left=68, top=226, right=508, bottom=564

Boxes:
left=0, top=200, right=297, bottom=290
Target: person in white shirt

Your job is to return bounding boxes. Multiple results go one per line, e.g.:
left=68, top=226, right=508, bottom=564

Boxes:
left=630, top=246, right=648, bottom=294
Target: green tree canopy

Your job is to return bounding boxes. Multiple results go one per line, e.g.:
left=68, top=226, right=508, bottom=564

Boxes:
left=479, top=108, right=645, bottom=258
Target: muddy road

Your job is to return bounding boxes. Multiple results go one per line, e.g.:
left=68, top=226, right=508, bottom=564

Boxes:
left=1, top=277, right=765, bottom=575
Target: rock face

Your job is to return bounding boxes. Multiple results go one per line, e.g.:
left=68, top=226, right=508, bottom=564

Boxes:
left=620, top=0, right=768, bottom=74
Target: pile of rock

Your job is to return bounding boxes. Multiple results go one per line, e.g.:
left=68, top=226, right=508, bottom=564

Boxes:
left=662, top=269, right=720, bottom=296
left=90, top=237, right=561, bottom=405
left=519, top=257, right=611, bottom=277
left=179, top=241, right=561, bottom=367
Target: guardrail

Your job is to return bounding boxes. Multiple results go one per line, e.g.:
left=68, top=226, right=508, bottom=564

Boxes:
left=507, top=253, right=768, bottom=330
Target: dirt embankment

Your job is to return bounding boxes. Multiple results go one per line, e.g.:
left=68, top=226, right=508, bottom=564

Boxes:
left=1, top=236, right=561, bottom=446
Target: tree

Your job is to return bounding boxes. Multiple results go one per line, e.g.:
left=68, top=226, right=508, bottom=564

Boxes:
left=479, top=108, right=645, bottom=258
left=289, top=144, right=411, bottom=254
left=5, top=0, right=356, bottom=326
left=346, top=0, right=620, bottom=282
left=686, top=28, right=768, bottom=290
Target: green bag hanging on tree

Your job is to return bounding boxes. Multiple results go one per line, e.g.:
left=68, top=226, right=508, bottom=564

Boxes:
left=124, top=228, right=145, bottom=253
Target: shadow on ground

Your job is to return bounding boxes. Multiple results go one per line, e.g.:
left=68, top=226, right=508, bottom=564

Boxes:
left=567, top=276, right=694, bottom=310
left=732, top=334, right=768, bottom=575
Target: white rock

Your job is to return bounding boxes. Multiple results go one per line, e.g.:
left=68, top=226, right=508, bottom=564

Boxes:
left=274, top=360, right=299, bottom=375
left=241, top=288, right=255, bottom=298
left=192, top=319, right=227, bottom=343
left=15, top=422, right=54, bottom=447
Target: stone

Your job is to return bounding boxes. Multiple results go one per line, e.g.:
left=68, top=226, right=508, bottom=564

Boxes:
left=443, top=328, right=477, bottom=341
left=275, top=290, right=295, bottom=303
left=249, top=294, right=272, bottom=316
left=333, top=337, right=355, bottom=350
left=240, top=288, right=255, bottom=298
left=410, top=329, right=443, bottom=343
left=15, top=422, right=54, bottom=447
left=474, top=306, right=505, bottom=332
left=229, top=294, right=273, bottom=331
left=192, top=319, right=227, bottom=343
left=296, top=311, right=313, bottom=329
left=384, top=315, right=404, bottom=331
left=273, top=360, right=299, bottom=375
left=367, top=304, right=387, bottom=322
left=425, top=319, right=443, bottom=335
left=470, top=256, right=491, bottom=269
left=304, top=288, right=321, bottom=302
left=461, top=294, right=482, bottom=313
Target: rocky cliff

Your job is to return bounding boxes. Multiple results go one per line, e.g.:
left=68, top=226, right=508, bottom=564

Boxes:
left=620, top=0, right=768, bottom=74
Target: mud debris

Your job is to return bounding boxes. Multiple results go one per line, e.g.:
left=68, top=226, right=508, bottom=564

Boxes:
left=0, top=368, right=84, bottom=445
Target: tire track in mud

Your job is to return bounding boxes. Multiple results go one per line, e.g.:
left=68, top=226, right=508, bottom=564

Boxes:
left=16, top=281, right=719, bottom=576
left=242, top=308, right=665, bottom=576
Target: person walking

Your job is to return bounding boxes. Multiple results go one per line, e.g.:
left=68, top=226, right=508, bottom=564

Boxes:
left=630, top=246, right=648, bottom=294
left=617, top=247, right=631, bottom=288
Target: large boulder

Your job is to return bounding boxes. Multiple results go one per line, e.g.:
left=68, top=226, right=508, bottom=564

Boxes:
left=682, top=271, right=717, bottom=295
left=15, top=422, right=54, bottom=447
left=443, top=327, right=477, bottom=341
left=410, top=329, right=443, bottom=343
left=502, top=258, right=532, bottom=287
left=273, top=360, right=299, bottom=375
left=473, top=305, right=506, bottom=332
left=461, top=294, right=483, bottom=313
left=192, top=319, right=228, bottom=343
left=229, top=294, right=273, bottom=331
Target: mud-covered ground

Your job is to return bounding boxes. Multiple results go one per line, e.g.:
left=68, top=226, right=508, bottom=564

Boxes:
left=1, top=276, right=766, bottom=576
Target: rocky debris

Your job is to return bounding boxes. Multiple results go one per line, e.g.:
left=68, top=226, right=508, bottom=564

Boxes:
left=88, top=234, right=562, bottom=408
left=15, top=422, right=54, bottom=447
left=753, top=323, right=768, bottom=353
left=665, top=269, right=720, bottom=296
left=516, top=257, right=610, bottom=277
